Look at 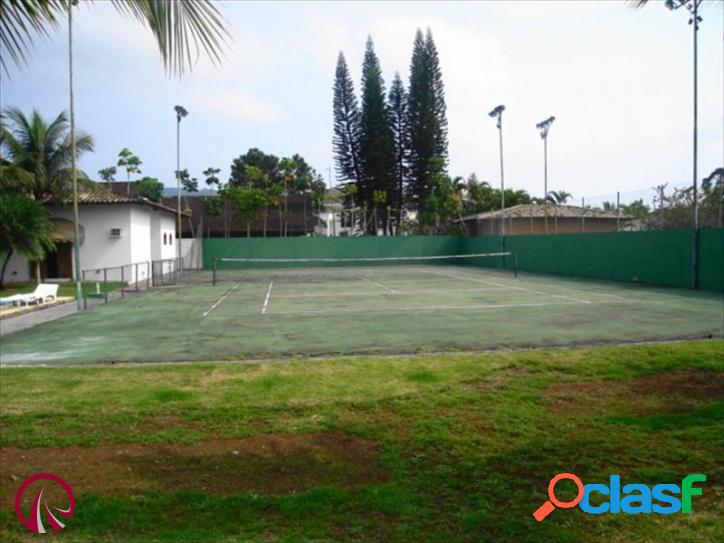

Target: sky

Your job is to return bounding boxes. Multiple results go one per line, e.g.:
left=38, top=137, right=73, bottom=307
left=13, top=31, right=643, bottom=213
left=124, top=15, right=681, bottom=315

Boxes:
left=1, top=0, right=722, bottom=206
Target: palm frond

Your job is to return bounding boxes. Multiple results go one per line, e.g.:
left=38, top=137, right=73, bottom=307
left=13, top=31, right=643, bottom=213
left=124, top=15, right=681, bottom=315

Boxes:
left=1, top=0, right=229, bottom=76
left=0, top=0, right=64, bottom=76
left=109, top=0, right=230, bottom=75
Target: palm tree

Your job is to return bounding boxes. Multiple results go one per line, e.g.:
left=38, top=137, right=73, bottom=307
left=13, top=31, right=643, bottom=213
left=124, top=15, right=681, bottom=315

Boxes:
left=0, top=107, right=93, bottom=200
left=546, top=190, right=572, bottom=205
left=0, top=192, right=55, bottom=287
left=1, top=0, right=229, bottom=76
left=117, top=147, right=143, bottom=196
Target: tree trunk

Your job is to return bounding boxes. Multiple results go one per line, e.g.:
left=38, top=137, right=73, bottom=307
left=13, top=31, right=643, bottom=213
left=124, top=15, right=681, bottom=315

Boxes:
left=302, top=192, right=307, bottom=235
left=246, top=220, right=250, bottom=238
left=35, top=260, right=42, bottom=284
left=224, top=200, right=229, bottom=238
left=278, top=205, right=283, bottom=237
left=0, top=250, right=13, bottom=288
left=284, top=180, right=289, bottom=237
left=263, top=206, right=268, bottom=237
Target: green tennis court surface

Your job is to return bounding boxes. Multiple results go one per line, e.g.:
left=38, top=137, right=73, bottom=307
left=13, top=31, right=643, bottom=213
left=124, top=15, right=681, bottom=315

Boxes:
left=1, top=265, right=722, bottom=366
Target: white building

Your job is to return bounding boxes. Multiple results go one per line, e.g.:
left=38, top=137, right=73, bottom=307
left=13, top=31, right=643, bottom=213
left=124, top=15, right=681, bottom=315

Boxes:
left=4, top=193, right=178, bottom=284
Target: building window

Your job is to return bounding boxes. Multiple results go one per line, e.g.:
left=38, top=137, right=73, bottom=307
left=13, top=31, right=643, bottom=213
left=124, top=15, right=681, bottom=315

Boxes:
left=163, top=233, right=167, bottom=245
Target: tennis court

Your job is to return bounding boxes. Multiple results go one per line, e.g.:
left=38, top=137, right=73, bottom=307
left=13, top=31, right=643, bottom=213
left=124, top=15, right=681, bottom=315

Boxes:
left=1, top=256, right=721, bottom=366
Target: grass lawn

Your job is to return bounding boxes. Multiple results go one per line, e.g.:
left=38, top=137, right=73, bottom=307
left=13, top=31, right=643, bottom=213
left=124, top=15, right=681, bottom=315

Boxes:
left=0, top=281, right=125, bottom=299
left=0, top=340, right=722, bottom=541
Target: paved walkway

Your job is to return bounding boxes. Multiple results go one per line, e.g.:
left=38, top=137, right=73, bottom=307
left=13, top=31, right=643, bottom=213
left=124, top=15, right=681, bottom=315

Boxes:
left=0, top=301, right=79, bottom=337
left=0, top=289, right=135, bottom=337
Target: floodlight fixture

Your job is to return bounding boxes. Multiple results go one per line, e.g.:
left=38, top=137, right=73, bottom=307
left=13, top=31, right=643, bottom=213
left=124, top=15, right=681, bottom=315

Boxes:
left=536, top=116, right=555, bottom=139
left=488, top=105, right=505, bottom=128
left=175, top=105, right=189, bottom=120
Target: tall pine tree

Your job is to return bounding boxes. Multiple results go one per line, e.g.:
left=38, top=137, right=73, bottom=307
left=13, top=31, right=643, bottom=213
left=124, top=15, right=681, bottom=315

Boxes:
left=388, top=72, right=408, bottom=228
left=359, top=37, right=396, bottom=234
left=332, top=52, right=362, bottom=193
left=406, top=28, right=448, bottom=213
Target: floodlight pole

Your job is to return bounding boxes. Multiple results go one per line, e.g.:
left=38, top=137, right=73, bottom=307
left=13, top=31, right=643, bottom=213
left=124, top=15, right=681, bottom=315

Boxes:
left=68, top=0, right=83, bottom=310
left=665, top=0, right=702, bottom=288
left=536, top=116, right=555, bottom=234
left=488, top=105, right=506, bottom=236
left=175, top=105, right=188, bottom=278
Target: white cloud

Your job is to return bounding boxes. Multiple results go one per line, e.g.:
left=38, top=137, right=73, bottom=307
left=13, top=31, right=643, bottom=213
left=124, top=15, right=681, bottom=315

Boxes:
left=192, top=91, right=285, bottom=124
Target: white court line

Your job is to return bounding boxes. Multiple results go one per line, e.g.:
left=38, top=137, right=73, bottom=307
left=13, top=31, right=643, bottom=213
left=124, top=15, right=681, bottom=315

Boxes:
left=270, top=285, right=510, bottom=299
left=202, top=283, right=239, bottom=317
left=427, top=269, right=591, bottom=304
left=358, top=276, right=397, bottom=294
left=260, top=299, right=638, bottom=317
left=261, top=275, right=275, bottom=314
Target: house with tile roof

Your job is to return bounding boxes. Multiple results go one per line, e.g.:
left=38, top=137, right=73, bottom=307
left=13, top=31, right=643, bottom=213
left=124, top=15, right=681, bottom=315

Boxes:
left=3, top=192, right=180, bottom=284
left=460, top=204, right=633, bottom=236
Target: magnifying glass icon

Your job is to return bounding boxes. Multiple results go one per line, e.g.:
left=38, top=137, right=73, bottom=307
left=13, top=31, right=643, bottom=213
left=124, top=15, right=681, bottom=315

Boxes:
left=533, top=472, right=584, bottom=522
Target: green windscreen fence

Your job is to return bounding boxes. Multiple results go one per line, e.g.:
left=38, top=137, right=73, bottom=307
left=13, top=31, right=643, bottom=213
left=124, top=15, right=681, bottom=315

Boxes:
left=203, top=229, right=724, bottom=292
left=204, top=236, right=463, bottom=269
left=698, top=228, right=724, bottom=292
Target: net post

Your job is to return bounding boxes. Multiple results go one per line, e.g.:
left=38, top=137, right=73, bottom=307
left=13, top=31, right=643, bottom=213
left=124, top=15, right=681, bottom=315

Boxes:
left=121, top=265, right=125, bottom=298
left=513, top=252, right=518, bottom=278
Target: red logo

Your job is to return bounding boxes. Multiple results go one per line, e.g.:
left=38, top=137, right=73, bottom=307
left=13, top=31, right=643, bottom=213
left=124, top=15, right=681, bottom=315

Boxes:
left=15, top=473, right=75, bottom=534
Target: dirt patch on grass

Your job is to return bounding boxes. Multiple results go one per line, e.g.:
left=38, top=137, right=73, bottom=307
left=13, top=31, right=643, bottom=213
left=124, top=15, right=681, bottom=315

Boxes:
left=545, top=370, right=724, bottom=417
left=0, top=430, right=388, bottom=505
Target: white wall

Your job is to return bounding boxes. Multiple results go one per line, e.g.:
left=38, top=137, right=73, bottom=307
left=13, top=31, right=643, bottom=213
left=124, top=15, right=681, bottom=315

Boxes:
left=150, top=209, right=176, bottom=261
left=3, top=251, right=31, bottom=283
left=51, top=205, right=133, bottom=275
left=181, top=239, right=202, bottom=269
left=160, top=213, right=176, bottom=260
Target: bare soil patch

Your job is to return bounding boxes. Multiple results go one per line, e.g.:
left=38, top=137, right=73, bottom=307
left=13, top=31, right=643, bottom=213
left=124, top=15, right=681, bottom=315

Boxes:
left=0, top=430, right=388, bottom=506
left=545, top=370, right=724, bottom=417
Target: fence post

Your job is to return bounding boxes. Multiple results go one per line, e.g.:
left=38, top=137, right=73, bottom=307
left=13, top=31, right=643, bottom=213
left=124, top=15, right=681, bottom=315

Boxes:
left=616, top=191, right=621, bottom=231
left=691, top=228, right=699, bottom=290
left=135, top=263, right=139, bottom=292
left=514, top=252, right=518, bottom=278
left=147, top=261, right=151, bottom=289
left=82, top=270, right=87, bottom=310
left=121, top=266, right=125, bottom=298
left=103, top=268, right=108, bottom=304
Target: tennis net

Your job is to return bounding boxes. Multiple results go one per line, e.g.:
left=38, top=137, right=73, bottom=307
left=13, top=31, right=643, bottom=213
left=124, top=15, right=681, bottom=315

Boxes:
left=211, top=252, right=517, bottom=285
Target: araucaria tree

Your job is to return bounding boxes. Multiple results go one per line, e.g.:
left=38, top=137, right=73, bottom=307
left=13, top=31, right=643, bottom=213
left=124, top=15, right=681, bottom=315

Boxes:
left=358, top=37, right=396, bottom=235
left=332, top=52, right=362, bottom=192
left=388, top=72, right=408, bottom=228
left=406, top=29, right=448, bottom=212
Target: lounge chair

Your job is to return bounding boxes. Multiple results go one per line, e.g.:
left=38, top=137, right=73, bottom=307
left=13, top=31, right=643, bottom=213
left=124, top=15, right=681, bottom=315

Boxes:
left=0, top=283, right=59, bottom=307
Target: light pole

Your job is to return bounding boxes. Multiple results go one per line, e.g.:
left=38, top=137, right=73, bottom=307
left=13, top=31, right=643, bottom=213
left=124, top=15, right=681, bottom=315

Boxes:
left=488, top=105, right=506, bottom=236
left=174, top=105, right=188, bottom=275
left=664, top=0, right=702, bottom=288
left=68, top=0, right=83, bottom=310
left=536, top=116, right=555, bottom=234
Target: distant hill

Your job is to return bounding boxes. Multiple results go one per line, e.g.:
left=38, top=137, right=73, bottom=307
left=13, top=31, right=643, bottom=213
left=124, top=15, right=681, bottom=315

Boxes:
left=161, top=188, right=217, bottom=197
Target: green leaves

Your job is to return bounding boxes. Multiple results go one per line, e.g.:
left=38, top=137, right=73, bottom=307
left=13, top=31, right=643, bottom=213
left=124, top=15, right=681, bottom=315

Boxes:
left=1, top=0, right=229, bottom=77
left=136, top=176, right=164, bottom=202
left=0, top=107, right=94, bottom=199
left=0, top=192, right=54, bottom=285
